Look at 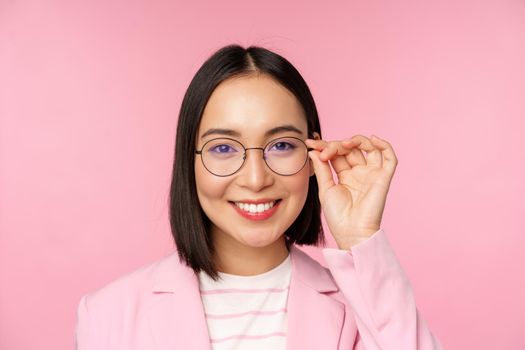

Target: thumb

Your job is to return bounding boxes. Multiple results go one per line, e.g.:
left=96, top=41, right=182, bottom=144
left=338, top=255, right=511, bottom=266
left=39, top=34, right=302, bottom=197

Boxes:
left=308, top=150, right=335, bottom=201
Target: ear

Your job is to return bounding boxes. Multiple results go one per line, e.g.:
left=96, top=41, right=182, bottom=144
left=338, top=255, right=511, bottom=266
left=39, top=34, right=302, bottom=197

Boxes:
left=308, top=132, right=321, bottom=177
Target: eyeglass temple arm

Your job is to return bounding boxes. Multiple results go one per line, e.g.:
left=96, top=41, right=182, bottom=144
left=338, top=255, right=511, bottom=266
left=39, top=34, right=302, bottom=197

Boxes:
left=196, top=148, right=314, bottom=154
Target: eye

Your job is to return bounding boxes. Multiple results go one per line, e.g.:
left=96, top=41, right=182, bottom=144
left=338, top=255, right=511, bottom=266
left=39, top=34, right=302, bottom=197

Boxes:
left=269, top=141, right=296, bottom=152
left=209, top=144, right=237, bottom=153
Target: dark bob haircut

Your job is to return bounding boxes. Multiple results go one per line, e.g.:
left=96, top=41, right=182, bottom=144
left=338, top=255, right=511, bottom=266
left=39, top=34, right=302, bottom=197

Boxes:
left=169, top=44, right=324, bottom=281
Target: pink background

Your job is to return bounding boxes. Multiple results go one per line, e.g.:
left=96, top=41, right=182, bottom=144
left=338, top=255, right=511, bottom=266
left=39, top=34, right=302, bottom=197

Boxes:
left=1, top=0, right=524, bottom=349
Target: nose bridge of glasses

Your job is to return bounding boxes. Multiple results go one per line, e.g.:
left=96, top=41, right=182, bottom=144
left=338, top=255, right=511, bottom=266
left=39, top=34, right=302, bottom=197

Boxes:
left=243, top=146, right=266, bottom=159
left=233, top=147, right=269, bottom=183
left=242, top=147, right=268, bottom=172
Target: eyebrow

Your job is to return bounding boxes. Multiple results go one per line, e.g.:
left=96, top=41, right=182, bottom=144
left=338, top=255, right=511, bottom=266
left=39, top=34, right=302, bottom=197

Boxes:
left=200, top=124, right=304, bottom=139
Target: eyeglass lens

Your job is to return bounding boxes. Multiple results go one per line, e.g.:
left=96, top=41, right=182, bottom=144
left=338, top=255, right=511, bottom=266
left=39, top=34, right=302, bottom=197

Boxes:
left=200, top=137, right=308, bottom=176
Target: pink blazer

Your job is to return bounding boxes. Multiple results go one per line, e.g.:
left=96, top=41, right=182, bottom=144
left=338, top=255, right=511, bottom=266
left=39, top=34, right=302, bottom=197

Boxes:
left=75, top=229, right=443, bottom=349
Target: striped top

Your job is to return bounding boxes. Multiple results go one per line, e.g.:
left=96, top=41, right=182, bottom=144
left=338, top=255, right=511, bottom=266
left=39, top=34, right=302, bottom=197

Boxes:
left=197, top=253, right=292, bottom=349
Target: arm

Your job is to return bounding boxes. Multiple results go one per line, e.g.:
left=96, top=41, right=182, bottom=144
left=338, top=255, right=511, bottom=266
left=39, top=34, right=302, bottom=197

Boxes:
left=322, top=229, right=443, bottom=350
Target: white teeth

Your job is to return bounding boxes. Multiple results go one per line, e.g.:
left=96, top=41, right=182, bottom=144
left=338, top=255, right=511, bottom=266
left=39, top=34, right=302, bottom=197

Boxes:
left=234, top=200, right=277, bottom=213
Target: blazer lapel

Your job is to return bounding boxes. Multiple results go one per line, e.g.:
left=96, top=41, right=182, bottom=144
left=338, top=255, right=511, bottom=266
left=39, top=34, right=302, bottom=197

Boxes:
left=286, top=245, right=345, bottom=350
left=146, top=246, right=345, bottom=350
left=147, top=253, right=212, bottom=350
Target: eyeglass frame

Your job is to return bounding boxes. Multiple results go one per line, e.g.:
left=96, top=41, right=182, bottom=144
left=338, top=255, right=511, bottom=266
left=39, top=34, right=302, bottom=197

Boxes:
left=195, top=136, right=314, bottom=177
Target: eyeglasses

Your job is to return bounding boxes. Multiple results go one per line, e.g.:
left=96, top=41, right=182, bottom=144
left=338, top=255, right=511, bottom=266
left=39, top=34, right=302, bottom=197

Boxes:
left=195, top=136, right=314, bottom=177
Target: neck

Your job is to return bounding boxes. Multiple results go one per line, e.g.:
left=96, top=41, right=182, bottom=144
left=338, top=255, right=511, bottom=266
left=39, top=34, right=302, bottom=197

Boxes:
left=212, top=233, right=290, bottom=276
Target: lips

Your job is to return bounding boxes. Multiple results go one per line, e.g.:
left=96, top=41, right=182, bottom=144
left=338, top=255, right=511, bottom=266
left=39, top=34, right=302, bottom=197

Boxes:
left=231, top=198, right=281, bottom=204
left=229, top=199, right=282, bottom=221
left=234, top=199, right=279, bottom=212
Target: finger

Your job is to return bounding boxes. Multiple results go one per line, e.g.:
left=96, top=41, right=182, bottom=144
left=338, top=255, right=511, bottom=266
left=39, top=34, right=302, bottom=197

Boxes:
left=331, top=154, right=352, bottom=175
left=342, top=139, right=367, bottom=167
left=317, top=141, right=365, bottom=178
left=309, top=138, right=367, bottom=171
left=370, top=135, right=398, bottom=173
left=307, top=150, right=335, bottom=201
left=319, top=142, right=343, bottom=161
left=348, top=135, right=382, bottom=168
left=304, top=138, right=328, bottom=152
left=309, top=140, right=353, bottom=175
left=319, top=140, right=363, bottom=162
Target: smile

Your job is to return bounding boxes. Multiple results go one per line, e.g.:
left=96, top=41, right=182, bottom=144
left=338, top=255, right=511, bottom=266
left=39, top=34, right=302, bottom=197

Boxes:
left=235, top=200, right=277, bottom=213
left=228, top=199, right=282, bottom=221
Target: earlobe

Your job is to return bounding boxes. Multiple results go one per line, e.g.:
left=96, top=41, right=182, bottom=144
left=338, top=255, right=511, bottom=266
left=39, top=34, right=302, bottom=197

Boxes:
left=308, top=159, right=315, bottom=177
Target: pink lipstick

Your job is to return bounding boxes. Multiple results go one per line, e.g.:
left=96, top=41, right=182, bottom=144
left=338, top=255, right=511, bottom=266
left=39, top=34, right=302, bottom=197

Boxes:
left=229, top=199, right=281, bottom=221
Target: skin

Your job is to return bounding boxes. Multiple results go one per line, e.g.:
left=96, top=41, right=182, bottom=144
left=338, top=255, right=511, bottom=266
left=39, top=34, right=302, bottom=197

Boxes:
left=305, top=135, right=398, bottom=249
left=195, top=73, right=398, bottom=276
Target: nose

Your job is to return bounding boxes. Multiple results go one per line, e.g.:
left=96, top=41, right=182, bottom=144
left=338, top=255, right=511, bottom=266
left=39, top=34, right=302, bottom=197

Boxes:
left=236, top=148, right=273, bottom=191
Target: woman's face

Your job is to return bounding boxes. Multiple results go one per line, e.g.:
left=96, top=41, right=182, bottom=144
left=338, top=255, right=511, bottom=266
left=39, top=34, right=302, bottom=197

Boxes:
left=195, top=74, right=315, bottom=252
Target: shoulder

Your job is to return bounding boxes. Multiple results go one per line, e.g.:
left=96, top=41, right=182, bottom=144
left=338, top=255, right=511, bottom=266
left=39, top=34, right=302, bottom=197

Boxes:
left=75, top=252, right=197, bottom=347
left=78, top=251, right=188, bottom=314
left=289, top=245, right=342, bottom=295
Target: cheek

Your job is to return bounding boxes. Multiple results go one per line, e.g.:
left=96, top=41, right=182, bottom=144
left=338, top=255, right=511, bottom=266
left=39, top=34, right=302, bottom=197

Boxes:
left=194, top=162, right=228, bottom=202
left=286, top=169, right=311, bottom=204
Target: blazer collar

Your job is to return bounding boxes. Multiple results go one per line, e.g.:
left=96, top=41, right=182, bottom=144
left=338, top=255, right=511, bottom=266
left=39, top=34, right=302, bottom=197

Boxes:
left=148, top=245, right=344, bottom=350
left=151, top=245, right=339, bottom=293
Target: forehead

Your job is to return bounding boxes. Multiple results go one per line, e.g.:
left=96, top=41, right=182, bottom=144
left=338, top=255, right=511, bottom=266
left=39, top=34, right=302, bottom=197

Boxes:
left=198, top=74, right=308, bottom=140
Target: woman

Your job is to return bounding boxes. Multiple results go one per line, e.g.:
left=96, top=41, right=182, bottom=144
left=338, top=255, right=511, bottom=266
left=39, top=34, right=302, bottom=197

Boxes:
left=75, top=44, right=442, bottom=349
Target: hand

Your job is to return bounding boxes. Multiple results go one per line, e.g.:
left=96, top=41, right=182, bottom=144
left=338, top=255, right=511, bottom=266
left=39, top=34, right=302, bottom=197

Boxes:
left=305, top=134, right=398, bottom=250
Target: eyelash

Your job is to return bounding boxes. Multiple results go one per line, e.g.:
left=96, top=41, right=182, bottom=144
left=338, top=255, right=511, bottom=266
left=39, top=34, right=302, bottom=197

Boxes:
left=209, top=141, right=296, bottom=153
left=269, top=142, right=295, bottom=151
left=210, top=144, right=237, bottom=153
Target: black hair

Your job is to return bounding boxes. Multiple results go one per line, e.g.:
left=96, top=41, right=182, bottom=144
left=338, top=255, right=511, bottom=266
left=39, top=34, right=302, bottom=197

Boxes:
left=169, top=44, right=324, bottom=281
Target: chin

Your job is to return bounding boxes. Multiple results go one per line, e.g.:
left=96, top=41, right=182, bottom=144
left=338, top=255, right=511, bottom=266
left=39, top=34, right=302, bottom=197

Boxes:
left=238, top=231, right=283, bottom=248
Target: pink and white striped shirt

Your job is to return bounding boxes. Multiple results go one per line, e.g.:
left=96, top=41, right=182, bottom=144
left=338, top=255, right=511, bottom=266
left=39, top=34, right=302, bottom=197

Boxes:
left=198, top=253, right=292, bottom=349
